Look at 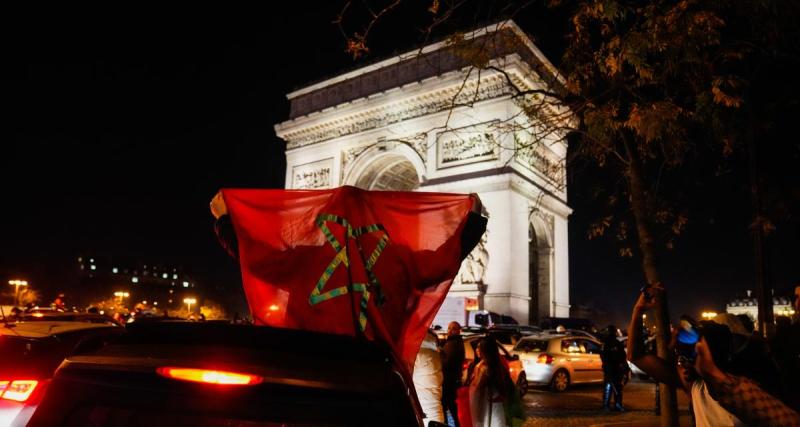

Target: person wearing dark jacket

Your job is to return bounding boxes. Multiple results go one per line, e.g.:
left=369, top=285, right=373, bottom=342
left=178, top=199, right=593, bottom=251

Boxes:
left=441, top=321, right=465, bottom=427
left=600, top=325, right=628, bottom=411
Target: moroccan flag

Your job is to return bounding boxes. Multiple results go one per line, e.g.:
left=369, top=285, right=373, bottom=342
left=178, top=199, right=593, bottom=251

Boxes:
left=221, top=186, right=473, bottom=370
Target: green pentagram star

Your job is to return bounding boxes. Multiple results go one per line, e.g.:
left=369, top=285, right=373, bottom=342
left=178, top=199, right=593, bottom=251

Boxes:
left=309, top=213, right=389, bottom=331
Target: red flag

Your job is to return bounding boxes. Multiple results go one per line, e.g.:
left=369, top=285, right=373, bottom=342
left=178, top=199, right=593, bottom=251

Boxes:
left=221, top=186, right=472, bottom=370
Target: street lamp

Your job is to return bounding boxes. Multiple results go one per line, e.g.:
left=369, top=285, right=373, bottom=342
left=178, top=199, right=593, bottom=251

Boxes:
left=8, top=280, right=28, bottom=306
left=114, top=291, right=130, bottom=306
left=183, top=297, right=197, bottom=313
left=701, top=311, right=718, bottom=320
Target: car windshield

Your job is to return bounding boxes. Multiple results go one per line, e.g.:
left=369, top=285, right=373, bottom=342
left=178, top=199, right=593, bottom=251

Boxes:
left=514, top=339, right=549, bottom=353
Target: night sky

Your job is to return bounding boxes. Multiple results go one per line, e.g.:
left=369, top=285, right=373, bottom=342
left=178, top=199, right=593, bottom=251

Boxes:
left=3, top=7, right=798, bottom=326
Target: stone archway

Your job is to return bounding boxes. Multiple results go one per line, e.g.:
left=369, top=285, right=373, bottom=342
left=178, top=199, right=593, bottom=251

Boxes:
left=345, top=143, right=424, bottom=191
left=529, top=213, right=554, bottom=324
left=354, top=155, right=420, bottom=191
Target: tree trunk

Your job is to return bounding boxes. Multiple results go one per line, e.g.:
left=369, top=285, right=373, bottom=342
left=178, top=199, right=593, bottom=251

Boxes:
left=746, top=115, right=773, bottom=338
left=624, top=139, right=679, bottom=427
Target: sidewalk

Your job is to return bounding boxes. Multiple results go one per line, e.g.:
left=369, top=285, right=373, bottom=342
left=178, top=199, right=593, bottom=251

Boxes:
left=522, top=409, right=693, bottom=427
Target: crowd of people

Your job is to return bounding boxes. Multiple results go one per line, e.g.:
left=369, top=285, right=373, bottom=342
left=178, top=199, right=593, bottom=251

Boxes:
left=413, top=321, right=524, bottom=427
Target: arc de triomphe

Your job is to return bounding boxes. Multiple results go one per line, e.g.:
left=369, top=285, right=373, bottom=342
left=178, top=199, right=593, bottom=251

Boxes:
left=274, top=21, right=571, bottom=325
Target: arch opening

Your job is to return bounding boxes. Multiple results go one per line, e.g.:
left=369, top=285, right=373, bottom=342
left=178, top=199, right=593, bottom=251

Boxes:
left=354, top=155, right=420, bottom=191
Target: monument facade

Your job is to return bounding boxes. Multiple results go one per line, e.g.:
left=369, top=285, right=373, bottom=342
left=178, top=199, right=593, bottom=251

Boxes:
left=275, top=21, right=572, bottom=325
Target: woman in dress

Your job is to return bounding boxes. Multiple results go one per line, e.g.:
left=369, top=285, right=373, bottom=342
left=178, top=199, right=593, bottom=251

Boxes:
left=469, top=337, right=513, bottom=426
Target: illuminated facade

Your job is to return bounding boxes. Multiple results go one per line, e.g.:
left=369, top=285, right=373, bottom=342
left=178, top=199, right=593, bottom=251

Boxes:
left=274, top=21, right=571, bottom=323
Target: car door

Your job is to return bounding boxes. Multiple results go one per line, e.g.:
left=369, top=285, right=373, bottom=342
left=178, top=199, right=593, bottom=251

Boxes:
left=579, top=339, right=605, bottom=383
left=559, top=338, right=589, bottom=382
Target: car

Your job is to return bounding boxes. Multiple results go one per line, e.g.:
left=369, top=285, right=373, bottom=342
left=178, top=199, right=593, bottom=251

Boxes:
left=28, top=321, right=428, bottom=427
left=0, top=318, right=123, bottom=426
left=511, top=334, right=604, bottom=392
left=541, top=328, right=599, bottom=341
left=15, top=311, right=121, bottom=325
left=487, top=325, right=542, bottom=351
left=461, top=334, right=528, bottom=396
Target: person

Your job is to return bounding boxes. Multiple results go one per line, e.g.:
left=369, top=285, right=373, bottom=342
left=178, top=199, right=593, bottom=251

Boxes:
left=52, top=293, right=66, bottom=312
left=210, top=189, right=488, bottom=423
left=628, top=284, right=800, bottom=426
left=468, top=337, right=513, bottom=427
left=441, top=321, right=465, bottom=427
left=414, top=329, right=444, bottom=425
left=600, top=325, right=628, bottom=411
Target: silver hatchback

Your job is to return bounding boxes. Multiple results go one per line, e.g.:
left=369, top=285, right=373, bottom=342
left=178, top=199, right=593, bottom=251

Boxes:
left=511, top=334, right=604, bottom=392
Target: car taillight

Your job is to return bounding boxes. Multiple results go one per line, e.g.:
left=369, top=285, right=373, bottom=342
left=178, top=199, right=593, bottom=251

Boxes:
left=536, top=353, right=554, bottom=364
left=156, top=367, right=263, bottom=385
left=0, top=380, right=38, bottom=402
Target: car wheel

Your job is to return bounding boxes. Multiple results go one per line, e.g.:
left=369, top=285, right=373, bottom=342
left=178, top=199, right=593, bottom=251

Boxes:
left=516, top=372, right=528, bottom=396
left=550, top=369, right=570, bottom=392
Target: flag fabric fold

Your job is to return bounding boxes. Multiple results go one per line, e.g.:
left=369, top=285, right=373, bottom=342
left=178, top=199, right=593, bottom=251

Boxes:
left=222, top=186, right=473, bottom=370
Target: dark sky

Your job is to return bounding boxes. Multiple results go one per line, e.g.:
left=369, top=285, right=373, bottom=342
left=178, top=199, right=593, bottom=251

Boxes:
left=2, top=6, right=798, bottom=326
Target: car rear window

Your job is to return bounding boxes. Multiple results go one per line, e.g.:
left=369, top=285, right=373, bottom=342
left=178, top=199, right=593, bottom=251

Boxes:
left=513, top=339, right=548, bottom=353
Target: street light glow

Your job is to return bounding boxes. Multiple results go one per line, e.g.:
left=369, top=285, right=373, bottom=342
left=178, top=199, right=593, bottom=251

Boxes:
left=8, top=280, right=29, bottom=306
left=701, top=311, right=718, bottom=320
left=183, top=297, right=197, bottom=313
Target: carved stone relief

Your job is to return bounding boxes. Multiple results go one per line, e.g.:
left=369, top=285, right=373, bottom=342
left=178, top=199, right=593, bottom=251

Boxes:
left=455, top=232, right=489, bottom=286
left=436, top=121, right=500, bottom=169
left=341, top=145, right=370, bottom=182
left=516, top=141, right=565, bottom=184
left=292, top=159, right=333, bottom=189
left=284, top=76, right=511, bottom=149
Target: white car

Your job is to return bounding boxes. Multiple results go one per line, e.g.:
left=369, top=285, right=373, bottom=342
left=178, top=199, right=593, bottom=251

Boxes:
left=512, top=334, right=605, bottom=392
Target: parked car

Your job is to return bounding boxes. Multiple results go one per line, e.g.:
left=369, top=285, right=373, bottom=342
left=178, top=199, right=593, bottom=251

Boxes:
left=512, top=334, right=604, bottom=392
left=461, top=334, right=528, bottom=396
left=28, top=321, right=427, bottom=427
left=486, top=325, right=541, bottom=352
left=0, top=319, right=123, bottom=426
left=542, top=328, right=599, bottom=341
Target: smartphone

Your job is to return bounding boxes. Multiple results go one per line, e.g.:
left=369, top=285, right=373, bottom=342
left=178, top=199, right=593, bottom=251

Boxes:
left=675, top=316, right=700, bottom=366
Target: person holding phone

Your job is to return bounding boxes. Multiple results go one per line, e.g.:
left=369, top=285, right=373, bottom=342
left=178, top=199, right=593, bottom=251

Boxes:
left=627, top=285, right=799, bottom=427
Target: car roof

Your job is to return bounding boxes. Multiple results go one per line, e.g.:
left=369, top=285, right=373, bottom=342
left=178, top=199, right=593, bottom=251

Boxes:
left=519, top=333, right=599, bottom=341
left=0, top=321, right=119, bottom=338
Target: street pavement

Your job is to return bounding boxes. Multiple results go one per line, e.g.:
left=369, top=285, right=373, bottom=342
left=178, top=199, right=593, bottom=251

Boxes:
left=521, top=378, right=693, bottom=426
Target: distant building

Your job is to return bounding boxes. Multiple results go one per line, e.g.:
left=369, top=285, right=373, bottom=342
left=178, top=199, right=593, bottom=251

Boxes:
left=725, top=289, right=796, bottom=327
left=76, top=255, right=199, bottom=311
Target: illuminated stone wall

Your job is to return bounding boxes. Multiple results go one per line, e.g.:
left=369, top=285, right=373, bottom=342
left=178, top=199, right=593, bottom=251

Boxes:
left=275, top=21, right=572, bottom=323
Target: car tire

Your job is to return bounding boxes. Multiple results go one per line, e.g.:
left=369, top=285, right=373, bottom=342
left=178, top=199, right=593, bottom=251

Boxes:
left=550, top=369, right=570, bottom=392
left=516, top=372, right=528, bottom=396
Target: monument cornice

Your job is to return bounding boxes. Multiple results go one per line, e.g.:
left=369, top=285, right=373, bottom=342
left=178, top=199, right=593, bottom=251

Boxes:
left=278, top=72, right=514, bottom=150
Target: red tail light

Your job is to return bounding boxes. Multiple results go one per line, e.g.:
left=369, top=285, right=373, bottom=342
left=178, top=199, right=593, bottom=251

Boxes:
left=156, top=367, right=263, bottom=385
left=0, top=380, right=38, bottom=402
left=536, top=353, right=554, bottom=364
